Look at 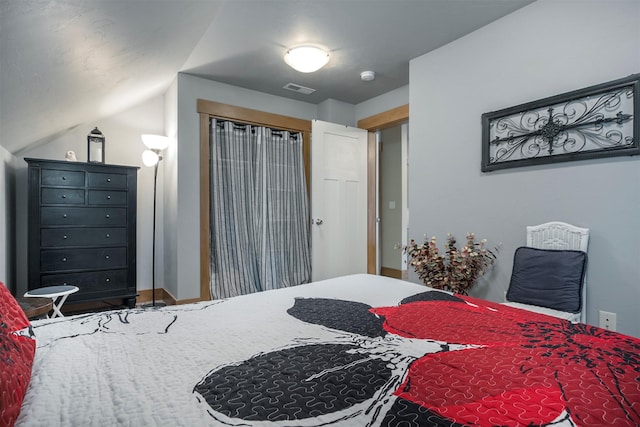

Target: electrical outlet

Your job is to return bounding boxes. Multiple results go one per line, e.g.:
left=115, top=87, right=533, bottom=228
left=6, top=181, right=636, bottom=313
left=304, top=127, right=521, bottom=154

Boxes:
left=599, top=310, right=617, bottom=332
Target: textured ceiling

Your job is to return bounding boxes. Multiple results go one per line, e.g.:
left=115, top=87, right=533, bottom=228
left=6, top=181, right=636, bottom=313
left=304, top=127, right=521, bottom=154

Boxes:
left=0, top=0, right=534, bottom=154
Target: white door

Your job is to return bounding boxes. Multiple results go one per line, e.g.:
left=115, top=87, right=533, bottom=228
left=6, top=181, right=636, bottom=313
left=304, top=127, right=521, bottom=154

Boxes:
left=311, top=120, right=368, bottom=281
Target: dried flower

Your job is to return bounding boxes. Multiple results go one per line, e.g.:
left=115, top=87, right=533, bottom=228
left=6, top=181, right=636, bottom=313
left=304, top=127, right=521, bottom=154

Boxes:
left=403, top=232, right=500, bottom=295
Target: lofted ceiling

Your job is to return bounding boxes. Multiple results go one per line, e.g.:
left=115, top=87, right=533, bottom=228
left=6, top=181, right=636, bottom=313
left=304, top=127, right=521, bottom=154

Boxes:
left=0, top=0, right=534, bottom=155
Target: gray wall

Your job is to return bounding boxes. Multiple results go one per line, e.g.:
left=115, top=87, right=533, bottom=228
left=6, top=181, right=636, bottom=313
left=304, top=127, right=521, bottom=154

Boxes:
left=317, top=99, right=356, bottom=127
left=7, top=71, right=406, bottom=303
left=172, top=73, right=318, bottom=300
left=163, top=78, right=179, bottom=300
left=408, top=0, right=640, bottom=337
left=356, top=85, right=409, bottom=122
left=380, top=127, right=403, bottom=270
left=171, top=73, right=406, bottom=300
left=0, top=145, right=17, bottom=292
left=14, top=95, right=166, bottom=297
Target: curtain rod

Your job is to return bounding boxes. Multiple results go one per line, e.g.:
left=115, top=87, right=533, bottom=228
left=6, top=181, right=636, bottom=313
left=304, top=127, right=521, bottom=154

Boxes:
left=214, top=118, right=300, bottom=139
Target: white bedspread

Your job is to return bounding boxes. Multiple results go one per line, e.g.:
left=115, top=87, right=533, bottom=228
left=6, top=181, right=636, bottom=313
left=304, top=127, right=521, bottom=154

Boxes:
left=17, top=275, right=427, bottom=426
left=17, top=274, right=639, bottom=427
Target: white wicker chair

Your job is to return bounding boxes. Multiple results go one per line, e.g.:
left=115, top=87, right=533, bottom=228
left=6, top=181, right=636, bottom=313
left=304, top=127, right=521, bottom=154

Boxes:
left=528, top=221, right=589, bottom=322
left=505, top=222, right=589, bottom=323
left=526, top=222, right=589, bottom=253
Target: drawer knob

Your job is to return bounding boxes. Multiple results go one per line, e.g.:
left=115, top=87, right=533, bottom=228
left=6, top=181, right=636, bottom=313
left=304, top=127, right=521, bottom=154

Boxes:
left=62, top=176, right=66, bottom=181
left=63, top=235, right=68, bottom=239
left=105, top=214, right=111, bottom=218
left=63, top=214, right=68, bottom=218
left=62, top=257, right=67, bottom=262
left=105, top=255, right=110, bottom=260
left=62, top=194, right=66, bottom=199
left=105, top=278, right=111, bottom=283
left=107, top=195, right=111, bottom=200
left=107, top=178, right=111, bottom=182
left=105, top=233, right=110, bottom=238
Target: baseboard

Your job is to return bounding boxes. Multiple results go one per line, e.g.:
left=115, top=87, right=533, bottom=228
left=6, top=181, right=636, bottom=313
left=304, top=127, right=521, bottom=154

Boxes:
left=63, top=298, right=133, bottom=315
left=137, top=288, right=204, bottom=306
left=380, top=267, right=403, bottom=279
left=62, top=288, right=205, bottom=314
left=137, top=288, right=168, bottom=304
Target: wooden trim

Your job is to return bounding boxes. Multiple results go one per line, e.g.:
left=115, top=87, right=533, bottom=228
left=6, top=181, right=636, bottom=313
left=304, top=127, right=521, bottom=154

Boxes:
left=357, top=104, right=409, bottom=276
left=137, top=288, right=170, bottom=304
left=366, top=132, right=376, bottom=274
left=357, top=104, right=409, bottom=131
left=197, top=99, right=311, bottom=133
left=380, top=267, right=403, bottom=279
left=200, top=113, right=211, bottom=301
left=199, top=100, right=312, bottom=299
left=62, top=288, right=169, bottom=313
left=63, top=299, right=136, bottom=315
left=199, top=100, right=407, bottom=288
left=303, top=132, right=311, bottom=196
left=63, top=288, right=201, bottom=313
left=175, top=297, right=203, bottom=305
left=138, top=289, right=202, bottom=305
left=139, top=287, right=201, bottom=306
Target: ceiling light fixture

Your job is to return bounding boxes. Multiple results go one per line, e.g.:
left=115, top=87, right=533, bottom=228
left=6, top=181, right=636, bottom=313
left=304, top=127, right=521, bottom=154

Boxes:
left=141, top=134, right=171, bottom=166
left=284, top=46, right=329, bottom=73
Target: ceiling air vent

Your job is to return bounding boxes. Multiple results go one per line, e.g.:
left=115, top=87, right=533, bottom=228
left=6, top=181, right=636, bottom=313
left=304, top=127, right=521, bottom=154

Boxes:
left=283, top=82, right=316, bottom=95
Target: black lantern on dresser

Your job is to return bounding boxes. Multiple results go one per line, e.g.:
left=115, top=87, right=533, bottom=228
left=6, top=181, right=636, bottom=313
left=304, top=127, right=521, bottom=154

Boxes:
left=87, top=127, right=105, bottom=163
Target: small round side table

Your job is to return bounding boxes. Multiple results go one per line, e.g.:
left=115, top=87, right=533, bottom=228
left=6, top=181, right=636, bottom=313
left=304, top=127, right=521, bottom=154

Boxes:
left=24, top=285, right=79, bottom=318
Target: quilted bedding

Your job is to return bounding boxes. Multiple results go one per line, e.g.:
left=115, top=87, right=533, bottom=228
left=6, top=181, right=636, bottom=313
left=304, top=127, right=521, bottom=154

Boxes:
left=16, top=274, right=640, bottom=426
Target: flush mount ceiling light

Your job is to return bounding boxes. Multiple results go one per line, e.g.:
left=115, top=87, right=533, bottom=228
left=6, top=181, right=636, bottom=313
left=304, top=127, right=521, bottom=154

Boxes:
left=284, top=46, right=329, bottom=73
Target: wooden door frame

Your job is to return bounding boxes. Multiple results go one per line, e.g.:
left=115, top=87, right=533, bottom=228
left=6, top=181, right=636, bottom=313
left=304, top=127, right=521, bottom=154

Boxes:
left=198, top=99, right=311, bottom=301
left=198, top=101, right=408, bottom=300
left=356, top=104, right=409, bottom=275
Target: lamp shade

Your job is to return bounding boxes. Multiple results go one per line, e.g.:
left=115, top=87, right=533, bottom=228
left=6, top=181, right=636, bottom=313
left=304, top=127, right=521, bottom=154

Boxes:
left=141, top=134, right=171, bottom=151
left=142, top=150, right=160, bottom=167
left=284, top=46, right=329, bottom=73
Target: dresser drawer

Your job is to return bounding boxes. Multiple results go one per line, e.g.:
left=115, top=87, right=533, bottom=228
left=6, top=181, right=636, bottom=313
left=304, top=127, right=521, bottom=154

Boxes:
left=41, top=169, right=85, bottom=187
left=41, top=188, right=85, bottom=205
left=41, top=227, right=127, bottom=247
left=88, top=190, right=127, bottom=205
left=87, top=172, right=127, bottom=189
left=41, top=247, right=127, bottom=272
left=40, top=269, right=129, bottom=293
left=41, top=207, right=127, bottom=226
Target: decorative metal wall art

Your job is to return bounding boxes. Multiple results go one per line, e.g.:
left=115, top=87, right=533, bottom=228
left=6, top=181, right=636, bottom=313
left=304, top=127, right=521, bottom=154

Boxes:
left=481, top=74, right=639, bottom=172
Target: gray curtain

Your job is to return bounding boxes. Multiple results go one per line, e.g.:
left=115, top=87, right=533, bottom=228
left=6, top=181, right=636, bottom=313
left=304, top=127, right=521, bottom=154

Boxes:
left=209, top=119, right=311, bottom=298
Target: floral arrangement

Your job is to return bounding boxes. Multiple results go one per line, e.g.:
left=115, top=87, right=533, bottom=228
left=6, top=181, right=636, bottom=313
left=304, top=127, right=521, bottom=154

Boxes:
left=404, top=233, right=500, bottom=295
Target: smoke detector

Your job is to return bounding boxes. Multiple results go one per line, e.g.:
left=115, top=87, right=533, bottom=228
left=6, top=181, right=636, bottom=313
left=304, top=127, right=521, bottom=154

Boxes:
left=360, top=71, right=375, bottom=81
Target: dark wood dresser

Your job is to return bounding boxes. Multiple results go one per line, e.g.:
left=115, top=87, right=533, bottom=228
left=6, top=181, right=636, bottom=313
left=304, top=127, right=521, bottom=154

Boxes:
left=26, top=158, right=139, bottom=308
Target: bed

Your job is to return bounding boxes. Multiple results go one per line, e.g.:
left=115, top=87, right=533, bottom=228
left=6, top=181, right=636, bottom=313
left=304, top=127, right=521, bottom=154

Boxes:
left=4, top=274, right=640, bottom=426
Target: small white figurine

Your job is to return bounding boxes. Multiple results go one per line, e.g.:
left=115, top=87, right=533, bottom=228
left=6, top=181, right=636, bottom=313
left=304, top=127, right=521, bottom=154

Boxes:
left=65, top=150, right=77, bottom=161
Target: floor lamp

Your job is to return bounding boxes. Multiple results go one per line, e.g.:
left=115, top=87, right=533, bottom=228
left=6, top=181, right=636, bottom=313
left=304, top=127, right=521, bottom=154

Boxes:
left=141, top=134, right=171, bottom=307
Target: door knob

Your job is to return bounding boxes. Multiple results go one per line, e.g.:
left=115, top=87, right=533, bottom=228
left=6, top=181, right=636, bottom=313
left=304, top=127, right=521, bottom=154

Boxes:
left=315, top=219, right=324, bottom=225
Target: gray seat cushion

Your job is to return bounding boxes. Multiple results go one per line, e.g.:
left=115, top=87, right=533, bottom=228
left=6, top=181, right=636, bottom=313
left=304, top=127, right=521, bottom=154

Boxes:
left=506, top=246, right=587, bottom=313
